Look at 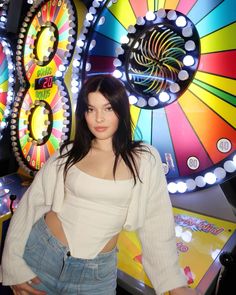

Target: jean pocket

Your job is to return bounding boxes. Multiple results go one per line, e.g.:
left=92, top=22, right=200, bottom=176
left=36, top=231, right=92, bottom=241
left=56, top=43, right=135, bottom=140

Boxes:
left=95, top=257, right=117, bottom=281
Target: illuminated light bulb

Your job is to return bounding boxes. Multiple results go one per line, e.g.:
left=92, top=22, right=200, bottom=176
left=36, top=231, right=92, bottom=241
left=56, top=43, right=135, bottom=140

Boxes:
left=128, top=95, right=138, bottom=105
left=115, top=47, right=124, bottom=55
left=62, top=97, right=68, bottom=103
left=137, top=97, right=147, bottom=107
left=77, top=39, right=84, bottom=47
left=112, top=70, right=122, bottom=79
left=63, top=119, right=70, bottom=125
left=178, top=70, right=189, bottom=81
left=167, top=10, right=177, bottom=20
left=0, top=121, right=7, bottom=128
left=92, top=0, right=100, bottom=8
left=82, top=27, right=88, bottom=34
left=167, top=182, right=177, bottom=194
left=44, top=120, right=51, bottom=126
left=42, top=131, right=48, bottom=137
left=204, top=172, right=216, bottom=185
left=146, top=11, right=155, bottom=21
left=214, top=167, right=226, bottom=180
left=61, top=135, right=68, bottom=141
left=120, top=35, right=129, bottom=44
left=183, top=55, right=195, bottom=66
left=55, top=71, right=63, bottom=77
left=113, top=58, right=122, bottom=67
left=127, top=25, right=136, bottom=34
left=83, top=20, right=91, bottom=27
left=182, top=230, right=192, bottom=243
left=176, top=16, right=187, bottom=27
left=148, top=96, right=158, bottom=107
left=175, top=225, right=183, bottom=237
left=159, top=92, right=170, bottom=102
left=195, top=176, right=206, bottom=188
left=62, top=127, right=69, bottom=133
left=71, top=79, right=79, bottom=86
left=182, top=27, right=193, bottom=37
left=224, top=160, right=236, bottom=173
left=62, top=104, right=69, bottom=110
left=89, top=6, right=96, bottom=14
left=157, top=9, right=166, bottom=18
left=177, top=181, right=187, bottom=193
left=71, top=86, right=78, bottom=94
left=59, top=64, right=66, bottom=72
left=136, top=16, right=145, bottom=25
left=233, top=155, right=236, bottom=164
left=186, top=179, right=196, bottom=191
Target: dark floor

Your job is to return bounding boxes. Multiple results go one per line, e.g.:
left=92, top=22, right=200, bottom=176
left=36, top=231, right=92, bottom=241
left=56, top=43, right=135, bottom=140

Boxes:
left=0, top=284, right=132, bottom=294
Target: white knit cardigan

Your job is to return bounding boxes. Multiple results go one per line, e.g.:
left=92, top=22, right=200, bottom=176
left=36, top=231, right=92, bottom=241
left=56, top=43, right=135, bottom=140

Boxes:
left=0, top=144, right=186, bottom=294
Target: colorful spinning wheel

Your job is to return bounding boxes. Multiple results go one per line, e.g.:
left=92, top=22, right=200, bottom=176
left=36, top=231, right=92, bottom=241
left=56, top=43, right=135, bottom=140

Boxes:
left=72, top=0, right=236, bottom=193
left=11, top=0, right=77, bottom=174
left=0, top=38, right=14, bottom=140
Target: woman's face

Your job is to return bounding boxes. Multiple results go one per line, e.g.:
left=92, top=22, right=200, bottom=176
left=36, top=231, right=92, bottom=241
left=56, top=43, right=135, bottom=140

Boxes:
left=85, top=91, right=119, bottom=142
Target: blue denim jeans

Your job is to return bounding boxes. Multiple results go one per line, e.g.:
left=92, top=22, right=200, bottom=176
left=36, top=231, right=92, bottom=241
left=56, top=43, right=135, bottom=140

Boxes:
left=23, top=216, right=117, bottom=294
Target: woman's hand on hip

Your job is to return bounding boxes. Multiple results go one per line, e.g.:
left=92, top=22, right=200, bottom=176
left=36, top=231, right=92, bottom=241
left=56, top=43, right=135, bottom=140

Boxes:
left=11, top=277, right=46, bottom=295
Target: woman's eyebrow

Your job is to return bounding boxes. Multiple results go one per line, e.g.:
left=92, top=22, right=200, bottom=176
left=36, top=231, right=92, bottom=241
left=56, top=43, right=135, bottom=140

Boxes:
left=87, top=102, right=111, bottom=107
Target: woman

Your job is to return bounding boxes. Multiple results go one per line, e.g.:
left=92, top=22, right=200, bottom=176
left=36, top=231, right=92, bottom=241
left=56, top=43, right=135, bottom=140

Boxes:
left=1, top=75, right=201, bottom=295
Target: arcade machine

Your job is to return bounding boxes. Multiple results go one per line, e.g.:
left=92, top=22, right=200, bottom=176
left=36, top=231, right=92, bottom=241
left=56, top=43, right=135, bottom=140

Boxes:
left=0, top=0, right=87, bottom=279
left=69, top=0, right=236, bottom=294
left=0, top=0, right=236, bottom=294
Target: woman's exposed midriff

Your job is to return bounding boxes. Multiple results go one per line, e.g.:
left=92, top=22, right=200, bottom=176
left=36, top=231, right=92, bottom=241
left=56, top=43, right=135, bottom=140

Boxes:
left=44, top=210, right=119, bottom=254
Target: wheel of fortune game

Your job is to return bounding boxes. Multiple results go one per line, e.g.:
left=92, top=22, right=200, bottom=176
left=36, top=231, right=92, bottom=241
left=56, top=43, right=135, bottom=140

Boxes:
left=71, top=0, right=236, bottom=194
left=10, top=0, right=86, bottom=175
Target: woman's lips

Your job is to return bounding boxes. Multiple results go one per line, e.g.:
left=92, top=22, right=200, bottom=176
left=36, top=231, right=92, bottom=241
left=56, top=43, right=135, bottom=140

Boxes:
left=94, top=127, right=107, bottom=132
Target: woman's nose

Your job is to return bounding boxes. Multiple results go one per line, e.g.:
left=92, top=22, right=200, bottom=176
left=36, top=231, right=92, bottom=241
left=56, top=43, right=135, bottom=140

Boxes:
left=95, top=111, right=104, bottom=122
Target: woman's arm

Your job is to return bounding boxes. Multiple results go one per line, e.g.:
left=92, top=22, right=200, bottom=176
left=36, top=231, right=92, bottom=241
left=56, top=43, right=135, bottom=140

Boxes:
left=1, top=153, right=59, bottom=285
left=137, top=147, right=187, bottom=295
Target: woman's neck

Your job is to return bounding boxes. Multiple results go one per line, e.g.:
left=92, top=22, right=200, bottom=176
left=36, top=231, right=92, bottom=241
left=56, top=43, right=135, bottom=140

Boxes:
left=92, top=139, right=113, bottom=152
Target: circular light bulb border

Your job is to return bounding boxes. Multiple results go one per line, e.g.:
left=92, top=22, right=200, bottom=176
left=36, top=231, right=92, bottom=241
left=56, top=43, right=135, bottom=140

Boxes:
left=114, top=9, right=200, bottom=110
left=167, top=153, right=236, bottom=194
left=0, top=37, right=15, bottom=140
left=0, top=0, right=9, bottom=29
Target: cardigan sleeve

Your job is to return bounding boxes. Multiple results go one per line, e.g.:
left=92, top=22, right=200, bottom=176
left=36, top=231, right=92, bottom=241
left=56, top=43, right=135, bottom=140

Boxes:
left=137, top=147, right=187, bottom=295
left=0, top=152, right=60, bottom=285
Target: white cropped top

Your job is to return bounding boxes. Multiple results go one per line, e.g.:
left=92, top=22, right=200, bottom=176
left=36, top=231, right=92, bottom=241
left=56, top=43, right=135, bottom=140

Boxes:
left=57, top=166, right=133, bottom=258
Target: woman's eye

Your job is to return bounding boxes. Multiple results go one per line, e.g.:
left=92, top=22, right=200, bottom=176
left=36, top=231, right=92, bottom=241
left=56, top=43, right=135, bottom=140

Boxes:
left=87, top=108, right=93, bottom=112
left=105, top=106, right=113, bottom=111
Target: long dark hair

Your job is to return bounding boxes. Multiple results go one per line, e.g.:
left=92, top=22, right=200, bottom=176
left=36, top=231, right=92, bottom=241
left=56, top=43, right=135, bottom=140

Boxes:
left=59, top=74, right=146, bottom=184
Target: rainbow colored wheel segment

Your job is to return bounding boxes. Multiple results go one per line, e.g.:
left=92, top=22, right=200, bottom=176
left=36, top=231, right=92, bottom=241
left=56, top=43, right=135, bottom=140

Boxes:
left=0, top=38, right=14, bottom=140
left=11, top=0, right=77, bottom=174
left=74, top=0, right=236, bottom=192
